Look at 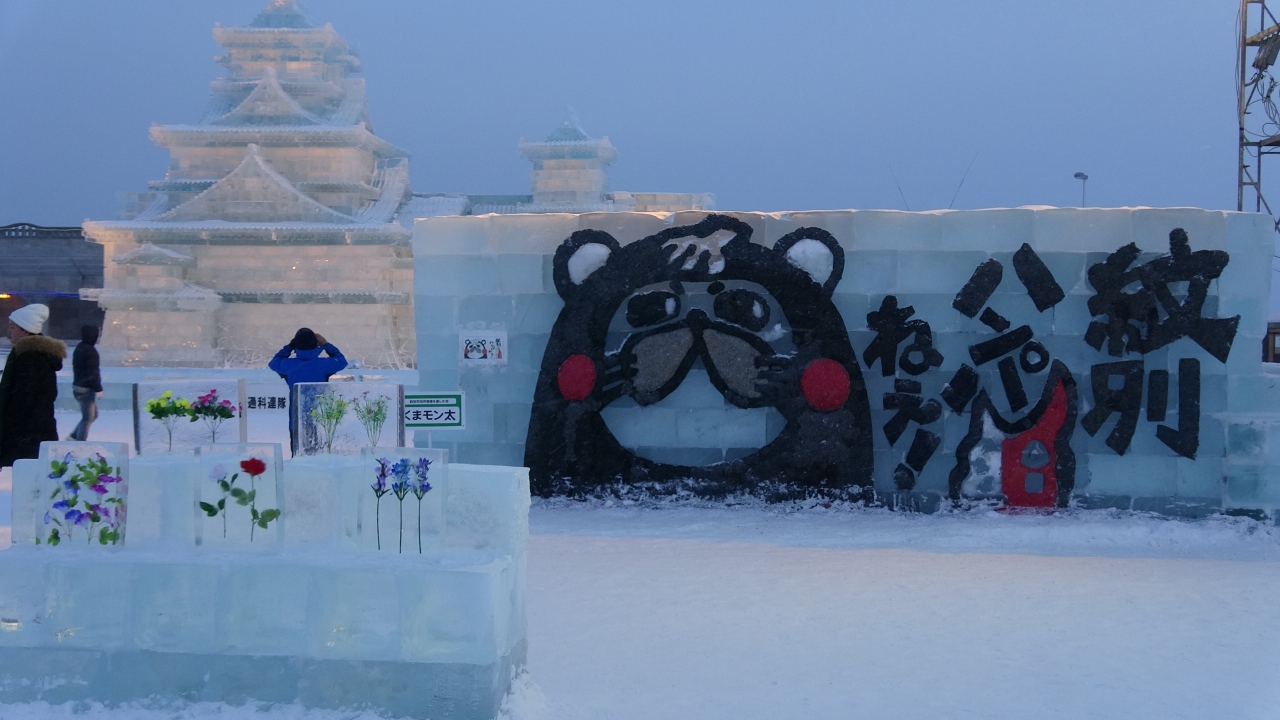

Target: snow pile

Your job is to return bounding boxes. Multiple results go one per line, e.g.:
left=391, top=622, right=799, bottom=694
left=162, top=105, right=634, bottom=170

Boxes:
left=495, top=671, right=554, bottom=720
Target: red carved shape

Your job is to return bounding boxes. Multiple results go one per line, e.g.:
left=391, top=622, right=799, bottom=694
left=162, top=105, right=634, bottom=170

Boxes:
left=801, top=358, right=850, bottom=412
left=557, top=354, right=597, bottom=401
left=1001, top=378, right=1068, bottom=508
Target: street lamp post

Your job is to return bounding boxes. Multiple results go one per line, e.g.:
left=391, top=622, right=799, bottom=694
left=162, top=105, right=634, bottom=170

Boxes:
left=1073, top=172, right=1089, bottom=208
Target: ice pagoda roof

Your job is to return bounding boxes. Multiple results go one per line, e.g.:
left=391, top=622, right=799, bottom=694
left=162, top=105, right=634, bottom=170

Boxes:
left=213, top=67, right=322, bottom=126
left=155, top=144, right=358, bottom=224
left=251, top=0, right=311, bottom=28
left=546, top=118, right=591, bottom=142
left=112, top=242, right=197, bottom=267
left=149, top=123, right=407, bottom=159
left=519, top=112, right=617, bottom=163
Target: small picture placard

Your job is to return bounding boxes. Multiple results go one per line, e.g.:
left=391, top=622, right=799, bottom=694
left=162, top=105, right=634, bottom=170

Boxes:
left=459, top=331, right=507, bottom=366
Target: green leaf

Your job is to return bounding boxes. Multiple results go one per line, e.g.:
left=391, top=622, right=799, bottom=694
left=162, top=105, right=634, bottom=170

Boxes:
left=199, top=501, right=218, bottom=517
left=250, top=508, right=260, bottom=521
left=260, top=509, right=280, bottom=523
left=98, top=527, right=110, bottom=545
left=217, top=498, right=225, bottom=510
left=218, top=480, right=230, bottom=492
left=48, top=529, right=60, bottom=546
left=245, top=490, right=256, bottom=503
left=230, top=488, right=247, bottom=500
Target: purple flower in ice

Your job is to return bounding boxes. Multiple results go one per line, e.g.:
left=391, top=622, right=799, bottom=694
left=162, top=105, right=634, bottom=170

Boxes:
left=209, top=464, right=228, bottom=483
left=372, top=458, right=390, bottom=495
left=412, top=457, right=432, bottom=499
left=43, top=511, right=51, bottom=525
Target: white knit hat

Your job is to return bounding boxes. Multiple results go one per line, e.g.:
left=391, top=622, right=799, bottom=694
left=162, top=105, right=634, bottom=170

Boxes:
left=8, top=304, right=49, bottom=334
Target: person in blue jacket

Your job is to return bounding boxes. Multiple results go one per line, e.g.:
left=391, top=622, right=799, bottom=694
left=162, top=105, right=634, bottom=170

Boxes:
left=269, top=328, right=347, bottom=453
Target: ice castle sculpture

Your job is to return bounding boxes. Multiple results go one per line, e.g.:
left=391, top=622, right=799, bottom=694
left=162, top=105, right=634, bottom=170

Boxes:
left=82, top=0, right=417, bottom=369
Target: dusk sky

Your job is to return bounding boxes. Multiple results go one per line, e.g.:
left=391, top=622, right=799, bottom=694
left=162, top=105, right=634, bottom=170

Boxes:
left=0, top=0, right=1243, bottom=224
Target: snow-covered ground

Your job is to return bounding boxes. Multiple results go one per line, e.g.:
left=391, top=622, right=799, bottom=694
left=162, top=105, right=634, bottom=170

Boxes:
left=1, top=415, right=1278, bottom=719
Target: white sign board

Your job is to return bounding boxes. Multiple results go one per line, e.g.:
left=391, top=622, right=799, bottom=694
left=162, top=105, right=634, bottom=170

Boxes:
left=404, top=392, right=465, bottom=429
left=244, top=383, right=290, bottom=412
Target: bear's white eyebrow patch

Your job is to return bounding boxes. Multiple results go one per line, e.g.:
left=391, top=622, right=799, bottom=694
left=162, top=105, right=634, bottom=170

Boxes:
left=785, top=238, right=834, bottom=286
left=665, top=297, right=677, bottom=316
left=752, top=300, right=764, bottom=318
left=666, top=229, right=736, bottom=274
left=568, top=242, right=612, bottom=284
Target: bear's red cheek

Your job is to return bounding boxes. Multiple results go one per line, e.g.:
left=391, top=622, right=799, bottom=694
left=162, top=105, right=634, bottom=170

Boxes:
left=557, top=354, right=597, bottom=401
left=801, top=358, right=850, bottom=411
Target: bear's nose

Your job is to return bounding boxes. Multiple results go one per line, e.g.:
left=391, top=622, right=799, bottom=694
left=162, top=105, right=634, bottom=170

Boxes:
left=686, top=309, right=709, bottom=325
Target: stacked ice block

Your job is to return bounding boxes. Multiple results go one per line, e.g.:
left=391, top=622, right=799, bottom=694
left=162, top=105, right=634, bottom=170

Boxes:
left=1, top=446, right=529, bottom=719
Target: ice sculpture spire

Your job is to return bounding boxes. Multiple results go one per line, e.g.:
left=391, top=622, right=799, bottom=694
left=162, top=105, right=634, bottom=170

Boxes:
left=251, top=0, right=312, bottom=29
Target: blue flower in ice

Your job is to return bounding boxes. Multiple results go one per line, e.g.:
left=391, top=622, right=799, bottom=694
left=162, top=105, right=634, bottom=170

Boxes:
left=391, top=458, right=412, bottom=500
left=43, top=511, right=51, bottom=525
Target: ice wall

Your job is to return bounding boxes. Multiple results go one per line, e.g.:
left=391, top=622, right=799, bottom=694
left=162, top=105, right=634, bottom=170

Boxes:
left=2, top=453, right=529, bottom=718
left=413, top=208, right=1280, bottom=517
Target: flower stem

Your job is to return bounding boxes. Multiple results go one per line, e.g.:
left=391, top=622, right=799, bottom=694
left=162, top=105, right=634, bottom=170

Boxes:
left=375, top=494, right=382, bottom=550
left=417, top=497, right=423, bottom=554
left=249, top=475, right=256, bottom=542
left=398, top=497, right=404, bottom=553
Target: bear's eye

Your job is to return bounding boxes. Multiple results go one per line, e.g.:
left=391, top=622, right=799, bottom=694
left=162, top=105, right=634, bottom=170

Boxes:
left=713, top=289, right=770, bottom=332
left=626, top=291, right=680, bottom=327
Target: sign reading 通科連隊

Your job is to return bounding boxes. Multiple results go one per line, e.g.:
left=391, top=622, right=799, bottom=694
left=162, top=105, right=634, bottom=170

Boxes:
left=404, top=392, right=465, bottom=429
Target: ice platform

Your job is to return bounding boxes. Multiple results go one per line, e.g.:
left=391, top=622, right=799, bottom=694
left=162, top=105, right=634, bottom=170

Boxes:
left=1, top=451, right=529, bottom=719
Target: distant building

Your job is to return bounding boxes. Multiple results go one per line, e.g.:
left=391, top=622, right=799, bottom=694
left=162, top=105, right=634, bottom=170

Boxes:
left=0, top=223, right=103, bottom=340
left=82, top=0, right=417, bottom=368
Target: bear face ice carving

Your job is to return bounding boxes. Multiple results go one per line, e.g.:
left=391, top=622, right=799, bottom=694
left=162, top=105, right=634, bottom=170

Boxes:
left=607, top=279, right=794, bottom=409
left=525, top=214, right=874, bottom=499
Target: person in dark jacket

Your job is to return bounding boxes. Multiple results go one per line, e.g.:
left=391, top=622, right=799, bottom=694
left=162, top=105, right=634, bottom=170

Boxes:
left=268, top=328, right=347, bottom=452
left=0, top=304, right=66, bottom=467
left=69, top=325, right=103, bottom=441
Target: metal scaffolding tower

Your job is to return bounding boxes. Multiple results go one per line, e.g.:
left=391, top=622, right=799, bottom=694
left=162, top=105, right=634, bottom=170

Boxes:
left=1238, top=0, right=1280, bottom=229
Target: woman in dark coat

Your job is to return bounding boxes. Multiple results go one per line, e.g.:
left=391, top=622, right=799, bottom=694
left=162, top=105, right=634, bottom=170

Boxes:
left=0, top=304, right=66, bottom=467
left=69, top=325, right=103, bottom=441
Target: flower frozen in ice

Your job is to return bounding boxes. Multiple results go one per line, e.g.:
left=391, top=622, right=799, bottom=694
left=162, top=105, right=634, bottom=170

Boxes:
left=209, top=464, right=228, bottom=483
left=391, top=458, right=412, bottom=498
left=413, top=457, right=432, bottom=498
left=240, top=458, right=266, bottom=477
left=372, top=458, right=390, bottom=494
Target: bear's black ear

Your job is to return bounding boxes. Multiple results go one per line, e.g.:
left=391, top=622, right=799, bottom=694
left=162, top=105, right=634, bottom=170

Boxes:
left=553, top=229, right=621, bottom=299
left=774, top=227, right=844, bottom=295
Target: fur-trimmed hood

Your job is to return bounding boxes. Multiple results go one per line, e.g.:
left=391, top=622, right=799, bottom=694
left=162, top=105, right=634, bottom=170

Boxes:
left=10, top=335, right=67, bottom=360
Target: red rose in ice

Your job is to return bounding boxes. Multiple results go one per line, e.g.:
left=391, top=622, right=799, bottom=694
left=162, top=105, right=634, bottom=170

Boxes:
left=240, top=458, right=267, bottom=476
